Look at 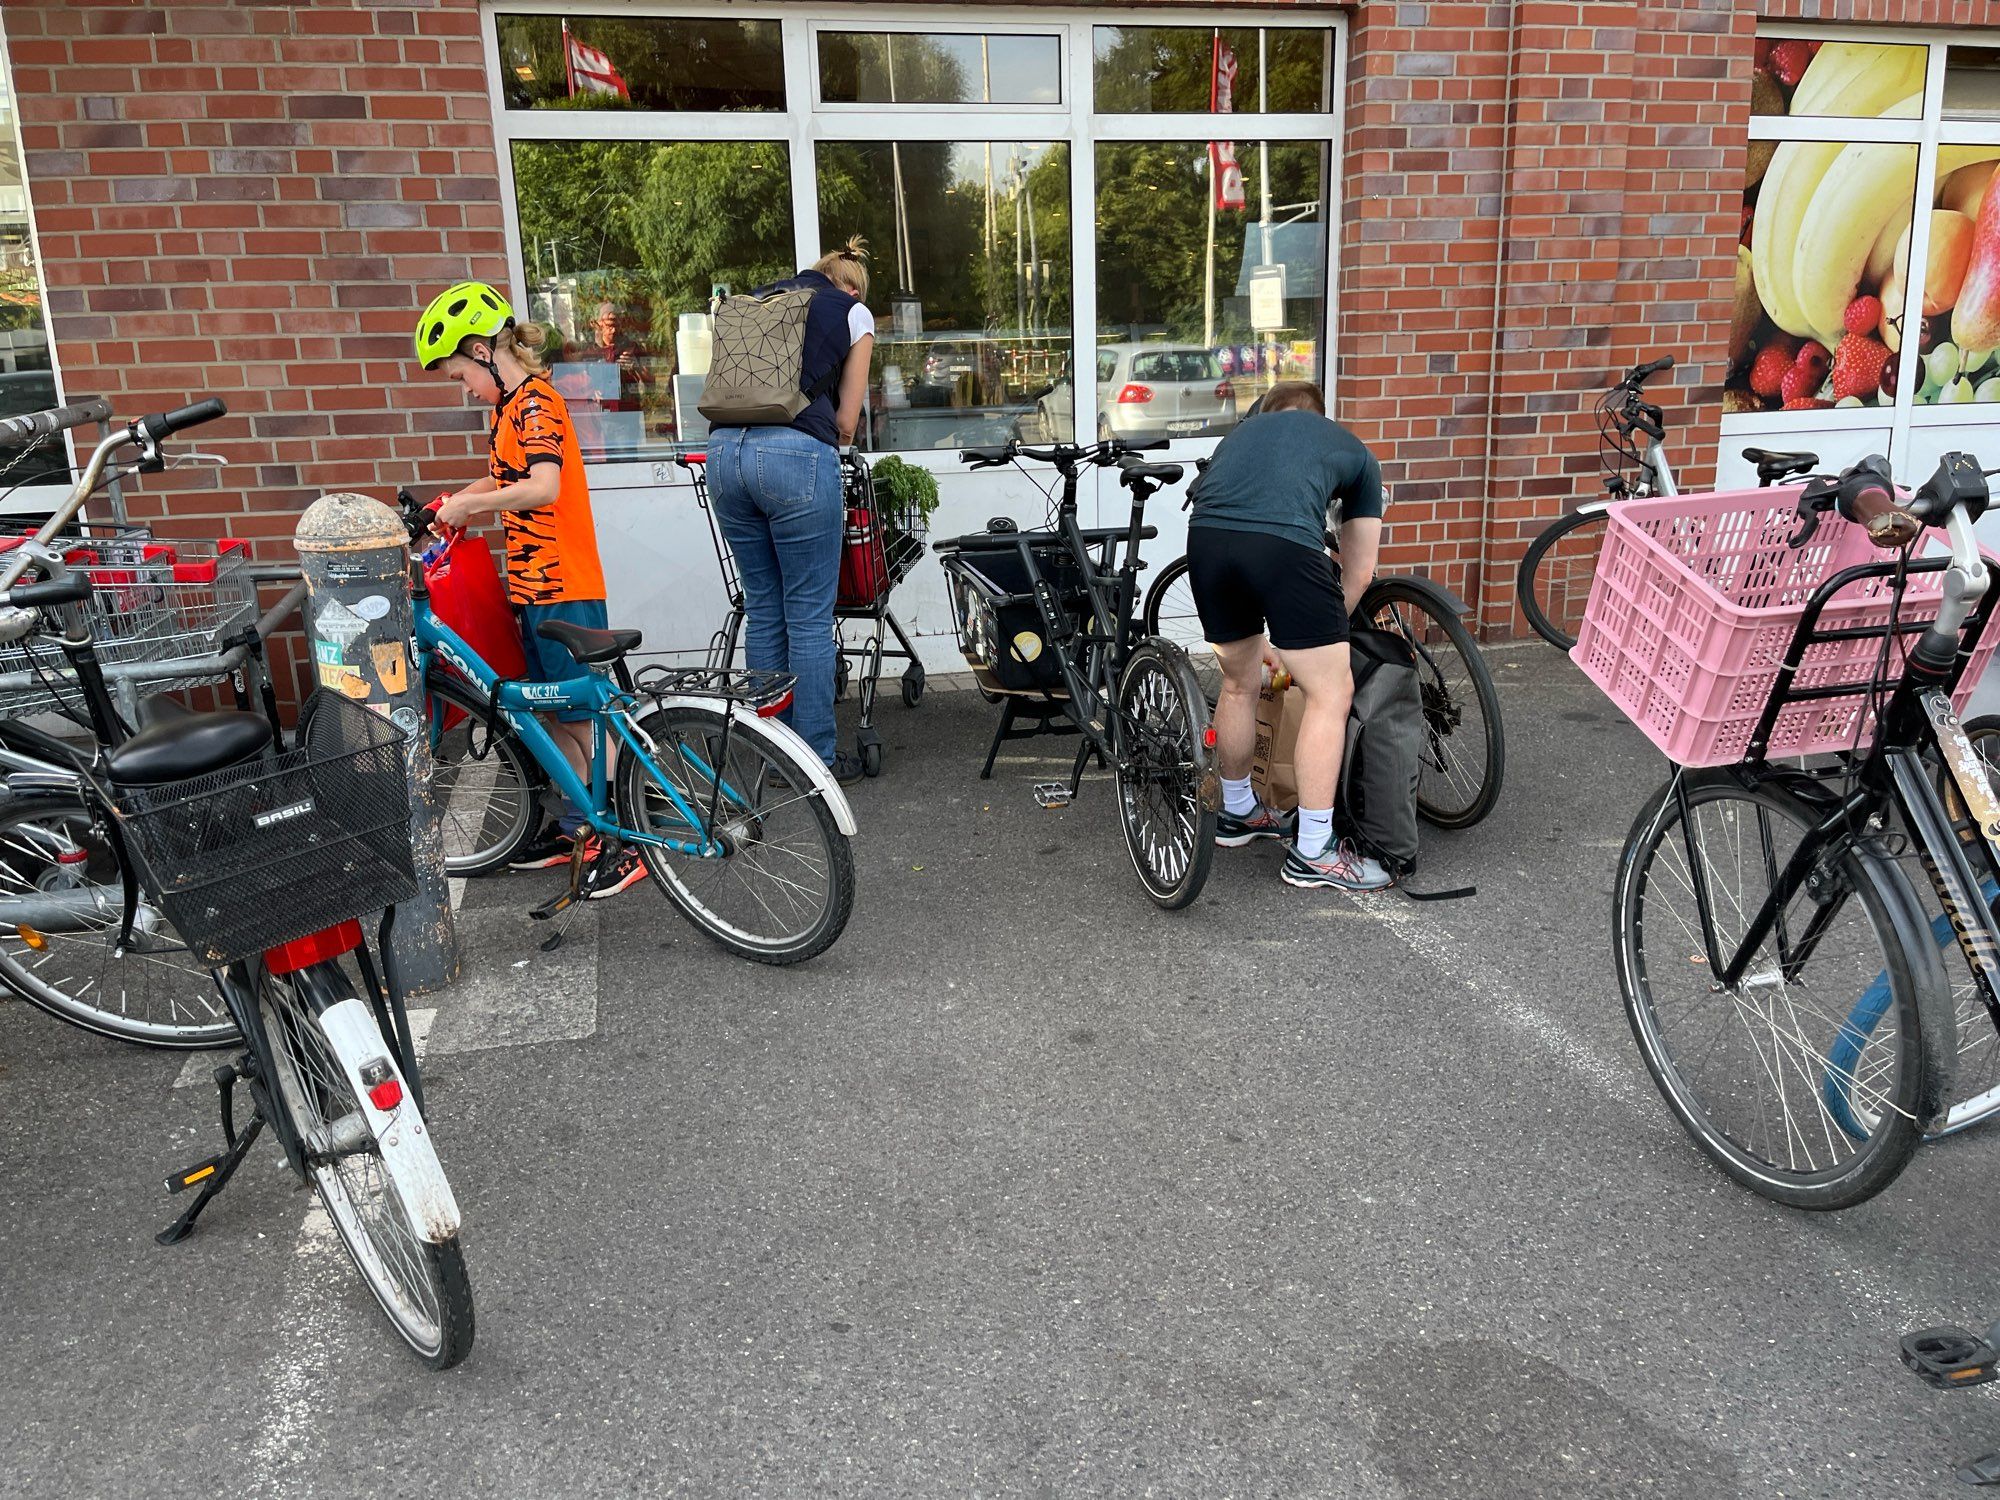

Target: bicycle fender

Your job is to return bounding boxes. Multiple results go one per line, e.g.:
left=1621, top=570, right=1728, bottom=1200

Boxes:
left=1364, top=573, right=1472, bottom=619
left=645, top=694, right=860, bottom=838
left=315, top=995, right=462, bottom=1241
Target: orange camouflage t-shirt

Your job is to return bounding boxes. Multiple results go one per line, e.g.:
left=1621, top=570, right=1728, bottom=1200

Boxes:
left=488, top=373, right=607, bottom=605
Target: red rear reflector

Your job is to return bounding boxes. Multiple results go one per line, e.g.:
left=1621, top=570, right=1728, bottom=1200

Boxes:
left=1115, top=383, right=1153, bottom=404
left=55, top=847, right=87, bottom=864
left=1202, top=725, right=1217, bottom=749
left=1215, top=380, right=1234, bottom=400
left=757, top=690, right=794, bottom=718
left=368, top=1078, right=403, bottom=1111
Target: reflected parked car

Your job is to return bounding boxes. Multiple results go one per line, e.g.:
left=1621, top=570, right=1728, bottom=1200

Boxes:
left=1035, top=342, right=1237, bottom=442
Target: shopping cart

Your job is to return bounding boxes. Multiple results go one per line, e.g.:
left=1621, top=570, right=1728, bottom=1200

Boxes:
left=0, top=532, right=275, bottom=724
left=676, top=450, right=926, bottom=778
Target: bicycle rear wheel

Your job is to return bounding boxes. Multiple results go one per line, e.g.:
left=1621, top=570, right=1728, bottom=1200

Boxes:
left=0, top=795, right=233, bottom=1048
left=257, top=960, right=474, bottom=1369
left=1518, top=506, right=1609, bottom=651
left=1615, top=771, right=1947, bottom=1209
left=1116, top=639, right=1218, bottom=910
left=1358, top=580, right=1505, bottom=829
left=1923, top=713, right=2000, bottom=1136
left=616, top=705, right=854, bottom=964
left=1141, top=555, right=1222, bottom=705
left=424, top=669, right=541, bottom=877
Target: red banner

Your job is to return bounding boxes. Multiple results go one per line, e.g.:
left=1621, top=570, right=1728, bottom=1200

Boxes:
left=564, top=25, right=630, bottom=99
left=1210, top=39, right=1245, bottom=212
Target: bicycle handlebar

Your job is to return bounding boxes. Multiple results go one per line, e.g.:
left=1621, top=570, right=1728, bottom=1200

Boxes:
left=957, top=435, right=1171, bottom=472
left=0, top=398, right=112, bottom=447
left=3, top=574, right=94, bottom=608
left=139, top=398, right=227, bottom=441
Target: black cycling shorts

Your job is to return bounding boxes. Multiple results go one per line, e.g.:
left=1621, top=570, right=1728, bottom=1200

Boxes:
left=1186, top=526, right=1347, bottom=652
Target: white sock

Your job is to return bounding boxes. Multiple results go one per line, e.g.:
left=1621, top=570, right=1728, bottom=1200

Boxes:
left=1297, top=807, right=1334, bottom=860
left=1222, top=774, right=1257, bottom=818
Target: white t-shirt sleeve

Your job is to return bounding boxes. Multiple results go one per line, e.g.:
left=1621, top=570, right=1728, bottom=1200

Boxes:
left=847, top=301, right=876, bottom=347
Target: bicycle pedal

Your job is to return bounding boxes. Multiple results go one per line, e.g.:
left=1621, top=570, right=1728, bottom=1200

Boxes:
left=164, top=1152, right=229, bottom=1196
left=1901, top=1327, right=2000, bottom=1389
left=1033, top=781, right=1072, bottom=809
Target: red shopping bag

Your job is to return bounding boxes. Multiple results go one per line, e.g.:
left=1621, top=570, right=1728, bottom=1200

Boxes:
left=425, top=531, right=525, bottom=683
left=837, top=506, right=888, bottom=610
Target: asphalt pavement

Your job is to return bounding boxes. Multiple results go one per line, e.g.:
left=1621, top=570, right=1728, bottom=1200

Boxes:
left=6, top=645, right=2000, bottom=1499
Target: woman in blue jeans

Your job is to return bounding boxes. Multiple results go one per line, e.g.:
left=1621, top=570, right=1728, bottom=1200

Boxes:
left=705, top=238, right=875, bottom=782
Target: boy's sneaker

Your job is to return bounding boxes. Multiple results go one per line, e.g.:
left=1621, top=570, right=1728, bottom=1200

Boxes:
left=1215, top=800, right=1297, bottom=848
left=508, top=824, right=573, bottom=871
left=585, top=844, right=648, bottom=900
left=1281, top=836, right=1394, bottom=892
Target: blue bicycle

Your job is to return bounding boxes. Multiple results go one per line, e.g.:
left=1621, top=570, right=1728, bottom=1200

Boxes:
left=397, top=494, right=858, bottom=966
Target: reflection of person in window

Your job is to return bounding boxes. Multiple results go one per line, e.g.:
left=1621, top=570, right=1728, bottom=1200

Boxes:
left=583, top=301, right=653, bottom=412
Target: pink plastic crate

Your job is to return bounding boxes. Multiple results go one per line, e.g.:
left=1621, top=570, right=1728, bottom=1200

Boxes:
left=1570, top=488, right=2000, bottom=766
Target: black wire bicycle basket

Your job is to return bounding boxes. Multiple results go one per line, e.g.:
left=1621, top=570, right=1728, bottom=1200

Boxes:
left=937, top=536, right=1091, bottom=697
left=114, top=692, right=419, bottom=965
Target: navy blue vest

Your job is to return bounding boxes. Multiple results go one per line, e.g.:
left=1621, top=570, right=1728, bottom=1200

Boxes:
left=754, top=268, right=853, bottom=448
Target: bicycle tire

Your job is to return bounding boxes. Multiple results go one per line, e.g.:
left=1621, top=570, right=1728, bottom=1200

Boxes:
left=257, top=960, right=474, bottom=1369
left=424, top=668, right=542, bottom=877
left=1517, top=506, right=1610, bottom=652
left=1140, top=554, right=1222, bottom=705
left=1358, top=579, right=1506, bottom=829
left=1921, top=712, right=2000, bottom=1137
left=0, top=794, right=235, bottom=1049
left=616, top=704, right=854, bottom=965
left=1615, top=770, right=1948, bottom=1209
left=1116, top=639, right=1218, bottom=910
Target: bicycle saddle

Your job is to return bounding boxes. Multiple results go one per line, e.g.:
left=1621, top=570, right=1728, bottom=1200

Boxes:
left=1120, top=461, right=1184, bottom=487
left=536, top=619, right=642, bottom=664
left=1742, top=446, right=1819, bottom=483
left=107, top=707, right=271, bottom=787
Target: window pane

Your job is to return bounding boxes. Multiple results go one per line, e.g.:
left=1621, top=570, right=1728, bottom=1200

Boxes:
left=0, top=57, right=61, bottom=472
left=1921, top=143, right=2000, bottom=405
left=816, top=142, right=1071, bottom=452
left=1750, top=38, right=1923, bottom=120
left=510, top=140, right=795, bottom=460
left=1093, top=140, right=1329, bottom=440
left=1731, top=141, right=1916, bottom=415
left=496, top=14, right=784, bottom=112
left=1945, top=46, right=2000, bottom=121
left=1093, top=27, right=1331, bottom=114
left=819, top=32, right=1061, bottom=105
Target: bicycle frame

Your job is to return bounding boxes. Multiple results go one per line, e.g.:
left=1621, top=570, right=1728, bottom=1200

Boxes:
left=415, top=601, right=786, bottom=858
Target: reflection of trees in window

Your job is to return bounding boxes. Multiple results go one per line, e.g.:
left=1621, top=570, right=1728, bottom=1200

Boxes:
left=820, top=33, right=970, bottom=105
left=1093, top=27, right=1329, bottom=114
left=496, top=14, right=784, bottom=112
left=1096, top=141, right=1326, bottom=355
left=817, top=141, right=1071, bottom=336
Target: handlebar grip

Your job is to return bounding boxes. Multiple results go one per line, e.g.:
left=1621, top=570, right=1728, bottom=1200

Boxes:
left=0, top=398, right=113, bottom=446
left=1845, top=477, right=1922, bottom=548
left=7, top=575, right=94, bottom=607
left=959, top=445, right=1011, bottom=466
left=1633, top=356, right=1675, bottom=380
left=139, top=398, right=227, bottom=440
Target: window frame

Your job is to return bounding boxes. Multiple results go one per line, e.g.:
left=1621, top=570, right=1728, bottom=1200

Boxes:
left=481, top=1, right=1347, bottom=483
left=1733, top=23, right=2000, bottom=476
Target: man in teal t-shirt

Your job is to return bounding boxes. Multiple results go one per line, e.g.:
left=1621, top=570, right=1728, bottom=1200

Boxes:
left=1185, top=380, right=1390, bottom=892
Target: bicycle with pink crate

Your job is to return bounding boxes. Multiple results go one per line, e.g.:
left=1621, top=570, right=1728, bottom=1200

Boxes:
left=1587, top=451, right=2000, bottom=1212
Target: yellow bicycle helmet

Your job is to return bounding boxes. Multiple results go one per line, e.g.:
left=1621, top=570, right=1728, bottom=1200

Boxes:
left=414, top=281, right=513, bottom=371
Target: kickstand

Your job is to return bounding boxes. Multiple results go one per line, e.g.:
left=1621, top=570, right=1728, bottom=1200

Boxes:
left=529, top=836, right=595, bottom=952
left=1962, top=1453, right=2000, bottom=1488
left=157, top=1061, right=264, bottom=1246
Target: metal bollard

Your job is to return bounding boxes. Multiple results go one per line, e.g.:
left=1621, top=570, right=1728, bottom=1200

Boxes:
left=294, top=492, right=459, bottom=991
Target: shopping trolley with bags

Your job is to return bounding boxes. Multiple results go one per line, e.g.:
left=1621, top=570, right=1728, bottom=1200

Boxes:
left=676, top=449, right=926, bottom=778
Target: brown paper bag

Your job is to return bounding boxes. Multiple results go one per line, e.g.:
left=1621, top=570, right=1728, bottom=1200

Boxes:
left=1249, top=682, right=1304, bottom=812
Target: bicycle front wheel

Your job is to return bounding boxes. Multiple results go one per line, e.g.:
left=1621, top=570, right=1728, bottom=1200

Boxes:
left=0, top=795, right=234, bottom=1048
left=424, top=669, right=542, bottom=877
left=1518, top=506, right=1609, bottom=651
left=1141, top=555, right=1222, bottom=705
left=1615, top=771, right=1948, bottom=1209
left=616, top=705, right=854, bottom=964
left=1116, top=639, right=1218, bottom=910
left=1358, top=580, right=1505, bottom=829
left=258, top=960, right=474, bottom=1368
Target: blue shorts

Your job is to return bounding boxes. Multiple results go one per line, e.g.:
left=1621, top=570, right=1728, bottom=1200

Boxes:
left=519, top=598, right=608, bottom=723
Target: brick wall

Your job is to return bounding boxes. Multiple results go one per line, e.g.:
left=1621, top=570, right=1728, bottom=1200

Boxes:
left=7, top=0, right=509, bottom=699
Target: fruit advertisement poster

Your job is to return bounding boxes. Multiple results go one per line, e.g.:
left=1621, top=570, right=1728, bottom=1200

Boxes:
left=1733, top=39, right=2000, bottom=415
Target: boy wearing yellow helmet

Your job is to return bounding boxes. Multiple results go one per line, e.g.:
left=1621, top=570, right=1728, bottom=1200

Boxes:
left=415, top=280, right=641, bottom=896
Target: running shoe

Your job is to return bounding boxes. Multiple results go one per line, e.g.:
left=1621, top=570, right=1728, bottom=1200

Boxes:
left=508, top=824, right=574, bottom=871
left=1215, top=800, right=1297, bottom=847
left=1281, top=836, right=1393, bottom=892
left=586, top=845, right=648, bottom=900
left=830, top=751, right=865, bottom=785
